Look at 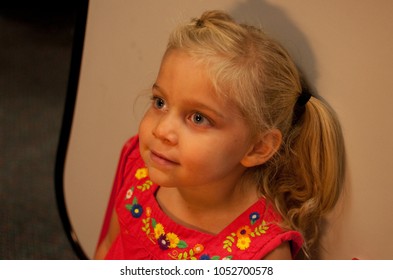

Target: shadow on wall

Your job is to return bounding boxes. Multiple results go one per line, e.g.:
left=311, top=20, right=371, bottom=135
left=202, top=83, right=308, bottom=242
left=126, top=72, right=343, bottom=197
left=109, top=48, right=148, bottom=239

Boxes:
left=231, top=0, right=318, bottom=86
left=231, top=0, right=349, bottom=259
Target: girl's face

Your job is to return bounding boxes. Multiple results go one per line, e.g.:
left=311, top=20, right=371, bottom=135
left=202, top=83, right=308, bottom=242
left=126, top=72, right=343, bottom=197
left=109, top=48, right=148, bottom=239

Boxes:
left=139, top=50, right=255, bottom=190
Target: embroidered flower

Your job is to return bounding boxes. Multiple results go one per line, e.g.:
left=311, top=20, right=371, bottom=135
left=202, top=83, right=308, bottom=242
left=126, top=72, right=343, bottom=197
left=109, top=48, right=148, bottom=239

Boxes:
left=167, top=232, right=180, bottom=249
left=236, top=236, right=251, bottom=250
left=249, top=212, right=260, bottom=225
left=199, top=254, right=210, bottom=260
left=193, top=244, right=204, bottom=254
left=135, top=168, right=148, bottom=180
left=236, top=226, right=251, bottom=238
left=125, top=188, right=134, bottom=199
left=223, top=214, right=269, bottom=253
left=157, top=234, right=170, bottom=250
left=154, top=223, right=165, bottom=239
left=145, top=206, right=152, bottom=217
left=130, top=204, right=143, bottom=218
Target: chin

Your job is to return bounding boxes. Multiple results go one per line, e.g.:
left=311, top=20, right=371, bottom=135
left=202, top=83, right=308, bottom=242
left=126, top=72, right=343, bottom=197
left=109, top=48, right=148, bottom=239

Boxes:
left=145, top=166, right=171, bottom=187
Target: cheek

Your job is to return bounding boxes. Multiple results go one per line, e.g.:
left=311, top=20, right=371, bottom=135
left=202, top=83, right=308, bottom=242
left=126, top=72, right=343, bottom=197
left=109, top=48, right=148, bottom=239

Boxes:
left=219, top=138, right=251, bottom=167
left=138, top=116, right=153, bottom=158
left=184, top=138, right=247, bottom=170
left=138, top=111, right=153, bottom=137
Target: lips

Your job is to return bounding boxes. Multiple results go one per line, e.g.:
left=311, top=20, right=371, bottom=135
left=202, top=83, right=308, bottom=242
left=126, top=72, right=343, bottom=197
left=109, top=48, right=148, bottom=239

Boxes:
left=150, top=150, right=179, bottom=166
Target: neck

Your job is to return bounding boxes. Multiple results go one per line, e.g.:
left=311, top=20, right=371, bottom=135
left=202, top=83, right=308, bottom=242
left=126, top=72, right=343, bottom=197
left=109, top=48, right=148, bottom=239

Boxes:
left=156, top=179, right=259, bottom=234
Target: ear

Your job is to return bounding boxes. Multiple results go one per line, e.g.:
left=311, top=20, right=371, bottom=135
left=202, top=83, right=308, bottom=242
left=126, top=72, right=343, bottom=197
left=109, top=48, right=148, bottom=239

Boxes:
left=240, top=129, right=282, bottom=168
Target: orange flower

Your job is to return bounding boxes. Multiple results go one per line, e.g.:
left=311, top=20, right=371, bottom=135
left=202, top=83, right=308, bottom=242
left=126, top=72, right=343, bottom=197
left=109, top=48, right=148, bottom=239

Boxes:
left=193, top=244, right=204, bottom=254
left=145, top=207, right=152, bottom=217
left=236, top=226, right=251, bottom=238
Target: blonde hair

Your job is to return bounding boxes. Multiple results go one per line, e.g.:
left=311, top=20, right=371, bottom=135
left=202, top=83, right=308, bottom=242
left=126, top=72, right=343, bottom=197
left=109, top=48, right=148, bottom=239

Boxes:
left=166, top=10, right=345, bottom=258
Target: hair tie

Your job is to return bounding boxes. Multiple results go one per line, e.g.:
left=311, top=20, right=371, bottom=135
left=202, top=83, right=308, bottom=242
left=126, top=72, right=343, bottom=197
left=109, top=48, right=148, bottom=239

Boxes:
left=296, top=91, right=312, bottom=107
left=292, top=90, right=312, bottom=125
left=195, top=19, right=204, bottom=28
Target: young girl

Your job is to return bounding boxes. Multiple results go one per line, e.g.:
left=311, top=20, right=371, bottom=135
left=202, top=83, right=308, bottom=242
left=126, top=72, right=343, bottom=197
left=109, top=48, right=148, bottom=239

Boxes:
left=95, top=10, right=345, bottom=260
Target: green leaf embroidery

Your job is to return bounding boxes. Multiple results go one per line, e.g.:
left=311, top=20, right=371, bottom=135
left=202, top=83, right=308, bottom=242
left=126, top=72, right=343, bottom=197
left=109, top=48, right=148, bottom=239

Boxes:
left=151, top=218, right=157, bottom=228
left=125, top=204, right=132, bottom=211
left=177, top=240, right=188, bottom=249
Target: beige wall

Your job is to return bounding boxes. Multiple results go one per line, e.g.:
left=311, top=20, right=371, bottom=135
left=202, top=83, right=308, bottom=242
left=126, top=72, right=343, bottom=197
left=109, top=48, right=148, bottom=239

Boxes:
left=64, top=0, right=393, bottom=259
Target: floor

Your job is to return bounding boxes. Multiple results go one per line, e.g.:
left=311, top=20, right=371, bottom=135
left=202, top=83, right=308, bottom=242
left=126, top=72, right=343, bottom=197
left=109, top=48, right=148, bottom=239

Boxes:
left=0, top=5, right=79, bottom=259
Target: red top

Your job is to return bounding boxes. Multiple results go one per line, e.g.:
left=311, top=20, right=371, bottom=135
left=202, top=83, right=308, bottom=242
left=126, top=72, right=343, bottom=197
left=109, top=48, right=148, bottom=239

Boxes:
left=100, top=135, right=303, bottom=260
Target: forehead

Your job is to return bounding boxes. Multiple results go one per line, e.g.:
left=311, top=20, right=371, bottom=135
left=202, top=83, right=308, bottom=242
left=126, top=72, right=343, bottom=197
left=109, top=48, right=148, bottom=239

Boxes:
left=156, top=50, right=243, bottom=117
left=158, top=50, right=223, bottom=99
left=157, top=50, right=215, bottom=100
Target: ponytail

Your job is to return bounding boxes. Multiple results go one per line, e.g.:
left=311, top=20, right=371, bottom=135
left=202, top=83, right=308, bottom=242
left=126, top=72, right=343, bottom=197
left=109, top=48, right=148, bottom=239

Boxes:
left=262, top=95, right=346, bottom=258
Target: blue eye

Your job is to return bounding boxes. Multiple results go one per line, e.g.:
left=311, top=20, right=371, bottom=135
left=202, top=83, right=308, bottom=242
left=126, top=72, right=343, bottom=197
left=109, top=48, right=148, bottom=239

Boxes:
left=191, top=112, right=211, bottom=126
left=151, top=96, right=166, bottom=110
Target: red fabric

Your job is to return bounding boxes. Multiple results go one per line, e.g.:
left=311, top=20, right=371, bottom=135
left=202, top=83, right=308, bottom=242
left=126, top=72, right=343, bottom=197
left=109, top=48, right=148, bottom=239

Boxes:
left=100, top=135, right=303, bottom=260
left=96, top=137, right=140, bottom=246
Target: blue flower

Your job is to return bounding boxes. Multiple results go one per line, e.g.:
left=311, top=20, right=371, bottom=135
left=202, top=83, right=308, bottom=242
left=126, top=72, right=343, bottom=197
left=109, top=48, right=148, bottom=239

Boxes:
left=130, top=204, right=143, bottom=218
left=249, top=212, right=260, bottom=225
left=199, top=254, right=210, bottom=260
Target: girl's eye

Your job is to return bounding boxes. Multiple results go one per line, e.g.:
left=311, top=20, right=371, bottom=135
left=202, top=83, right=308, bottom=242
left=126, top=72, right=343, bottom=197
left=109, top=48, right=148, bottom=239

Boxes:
left=151, top=96, right=166, bottom=110
left=190, top=112, right=212, bottom=127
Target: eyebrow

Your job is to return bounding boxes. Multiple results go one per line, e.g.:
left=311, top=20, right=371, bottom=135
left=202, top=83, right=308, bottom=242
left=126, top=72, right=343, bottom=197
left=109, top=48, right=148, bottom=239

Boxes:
left=152, top=83, right=168, bottom=100
left=152, top=83, right=226, bottom=119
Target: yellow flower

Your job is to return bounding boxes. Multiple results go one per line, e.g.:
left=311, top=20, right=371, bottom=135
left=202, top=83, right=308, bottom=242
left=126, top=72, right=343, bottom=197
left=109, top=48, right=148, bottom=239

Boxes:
left=236, top=226, right=251, bottom=238
left=135, top=168, right=148, bottom=180
left=236, top=236, right=251, bottom=250
left=166, top=232, right=180, bottom=248
left=154, top=223, right=165, bottom=239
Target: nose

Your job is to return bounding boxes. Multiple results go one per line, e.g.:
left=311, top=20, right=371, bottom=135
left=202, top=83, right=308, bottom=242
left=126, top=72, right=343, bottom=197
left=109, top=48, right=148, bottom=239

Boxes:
left=152, top=113, right=178, bottom=145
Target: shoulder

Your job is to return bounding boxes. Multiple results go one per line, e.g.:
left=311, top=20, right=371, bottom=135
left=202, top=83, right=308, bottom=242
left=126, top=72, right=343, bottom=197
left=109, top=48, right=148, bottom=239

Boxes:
left=253, top=198, right=304, bottom=259
left=262, top=242, right=292, bottom=260
left=111, top=135, right=145, bottom=196
left=121, top=135, right=140, bottom=157
left=117, top=135, right=144, bottom=169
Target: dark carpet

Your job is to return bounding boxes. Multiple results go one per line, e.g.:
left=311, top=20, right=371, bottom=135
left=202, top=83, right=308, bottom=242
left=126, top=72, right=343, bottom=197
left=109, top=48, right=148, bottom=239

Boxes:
left=0, top=5, right=79, bottom=259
